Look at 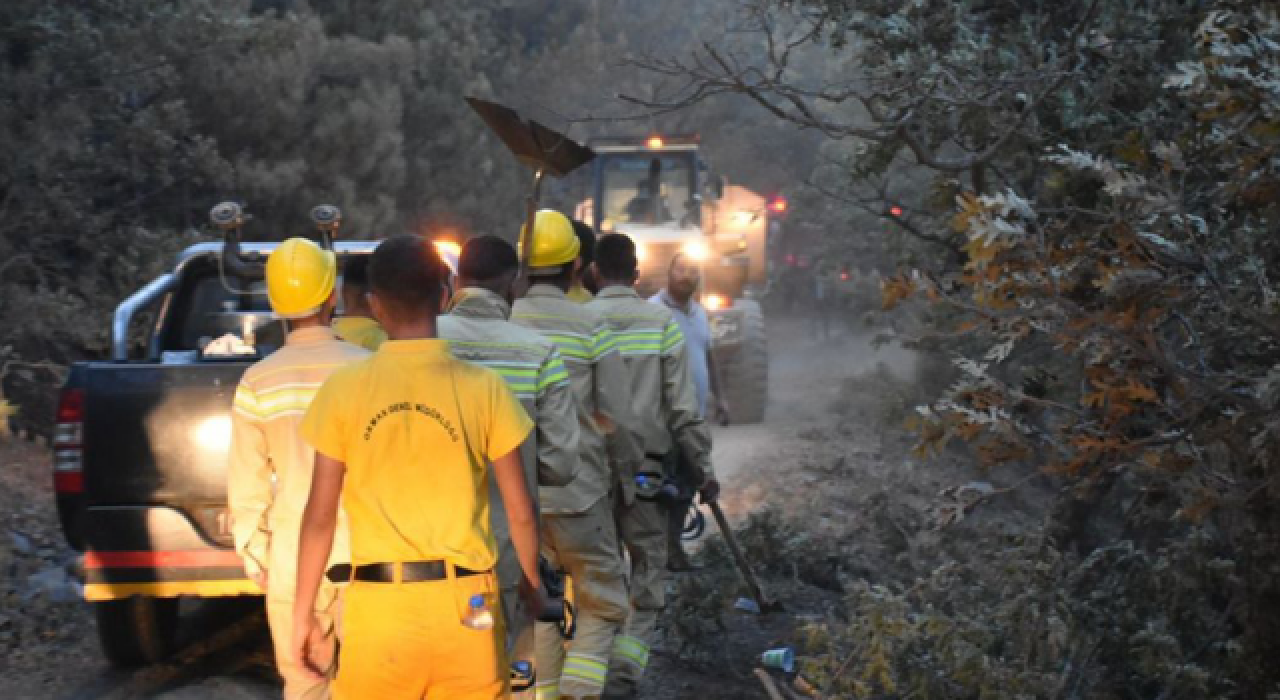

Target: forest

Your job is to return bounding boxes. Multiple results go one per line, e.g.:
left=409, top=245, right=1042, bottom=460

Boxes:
left=3, top=0, right=1279, bottom=697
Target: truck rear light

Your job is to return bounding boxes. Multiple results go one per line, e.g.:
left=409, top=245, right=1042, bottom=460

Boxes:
left=53, top=389, right=85, bottom=494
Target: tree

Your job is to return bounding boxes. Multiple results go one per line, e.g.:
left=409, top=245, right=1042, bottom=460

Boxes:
left=627, top=0, right=1280, bottom=694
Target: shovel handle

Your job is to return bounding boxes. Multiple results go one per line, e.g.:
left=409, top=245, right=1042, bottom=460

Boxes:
left=709, top=501, right=771, bottom=611
left=518, top=168, right=546, bottom=286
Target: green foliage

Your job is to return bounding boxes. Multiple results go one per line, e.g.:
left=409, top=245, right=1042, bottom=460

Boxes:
left=649, top=0, right=1280, bottom=695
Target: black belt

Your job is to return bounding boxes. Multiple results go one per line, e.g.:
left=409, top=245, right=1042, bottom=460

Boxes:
left=326, top=561, right=486, bottom=583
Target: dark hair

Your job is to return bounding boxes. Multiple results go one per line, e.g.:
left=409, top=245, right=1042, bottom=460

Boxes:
left=571, top=219, right=597, bottom=265
left=459, top=235, right=518, bottom=283
left=595, top=233, right=638, bottom=281
left=343, top=255, right=370, bottom=292
left=368, top=235, right=448, bottom=320
left=528, top=262, right=576, bottom=290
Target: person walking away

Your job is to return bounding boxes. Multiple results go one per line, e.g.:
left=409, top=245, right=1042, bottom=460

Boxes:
left=650, top=252, right=729, bottom=571
left=511, top=210, right=643, bottom=700
left=812, top=264, right=832, bottom=340
left=228, top=238, right=370, bottom=699
left=567, top=220, right=598, bottom=303
left=331, top=256, right=387, bottom=351
left=439, top=235, right=583, bottom=696
left=589, top=234, right=718, bottom=698
left=292, top=235, right=545, bottom=699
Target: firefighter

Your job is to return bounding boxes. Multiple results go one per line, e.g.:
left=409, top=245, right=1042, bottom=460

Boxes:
left=567, top=219, right=598, bottom=302
left=331, top=255, right=387, bottom=351
left=511, top=210, right=642, bottom=700
left=292, top=235, right=545, bottom=699
left=650, top=252, right=729, bottom=571
left=588, top=233, right=717, bottom=698
left=227, top=237, right=370, bottom=700
left=438, top=235, right=584, bottom=695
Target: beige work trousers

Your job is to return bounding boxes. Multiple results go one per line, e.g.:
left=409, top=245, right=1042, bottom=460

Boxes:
left=608, top=493, right=667, bottom=685
left=494, top=523, right=535, bottom=697
left=266, top=588, right=342, bottom=700
left=535, top=496, right=630, bottom=699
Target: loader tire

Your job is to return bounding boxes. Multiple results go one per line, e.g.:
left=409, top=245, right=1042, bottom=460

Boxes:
left=94, top=596, right=180, bottom=667
left=723, top=300, right=768, bottom=424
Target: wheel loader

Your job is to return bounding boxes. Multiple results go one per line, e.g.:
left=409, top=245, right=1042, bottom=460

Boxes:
left=574, top=136, right=773, bottom=422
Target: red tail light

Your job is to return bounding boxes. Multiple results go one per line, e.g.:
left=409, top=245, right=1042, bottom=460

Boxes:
left=53, top=388, right=84, bottom=494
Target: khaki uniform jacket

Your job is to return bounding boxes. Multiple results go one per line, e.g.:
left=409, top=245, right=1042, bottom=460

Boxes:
left=589, top=286, right=714, bottom=483
left=228, top=327, right=369, bottom=602
left=513, top=284, right=643, bottom=513
left=332, top=316, right=388, bottom=352
left=439, top=287, right=581, bottom=500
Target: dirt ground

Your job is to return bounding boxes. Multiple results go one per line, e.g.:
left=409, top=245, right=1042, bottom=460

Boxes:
left=0, top=311, right=951, bottom=699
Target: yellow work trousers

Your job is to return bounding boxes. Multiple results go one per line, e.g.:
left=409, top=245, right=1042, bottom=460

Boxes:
left=608, top=494, right=667, bottom=685
left=535, top=497, right=630, bottom=700
left=266, top=588, right=341, bottom=700
left=335, top=571, right=507, bottom=700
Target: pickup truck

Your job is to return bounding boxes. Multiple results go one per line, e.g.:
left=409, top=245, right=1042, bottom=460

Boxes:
left=52, top=230, right=377, bottom=666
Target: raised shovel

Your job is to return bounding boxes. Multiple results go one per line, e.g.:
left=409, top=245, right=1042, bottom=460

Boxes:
left=464, top=97, right=595, bottom=283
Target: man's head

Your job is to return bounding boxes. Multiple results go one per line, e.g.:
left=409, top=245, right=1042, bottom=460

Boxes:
left=458, top=235, right=519, bottom=304
left=367, top=235, right=450, bottom=330
left=571, top=219, right=598, bottom=293
left=666, top=251, right=700, bottom=303
left=593, top=233, right=639, bottom=287
left=341, top=255, right=374, bottom=316
left=266, top=237, right=337, bottom=326
left=523, top=209, right=579, bottom=293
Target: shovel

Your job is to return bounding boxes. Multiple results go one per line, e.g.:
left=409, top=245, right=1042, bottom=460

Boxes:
left=708, top=500, right=784, bottom=613
left=464, top=97, right=595, bottom=282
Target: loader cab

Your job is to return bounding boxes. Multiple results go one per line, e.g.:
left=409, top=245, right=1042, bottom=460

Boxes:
left=591, top=144, right=707, bottom=233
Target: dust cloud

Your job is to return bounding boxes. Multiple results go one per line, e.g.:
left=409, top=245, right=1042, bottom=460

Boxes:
left=711, top=314, right=918, bottom=492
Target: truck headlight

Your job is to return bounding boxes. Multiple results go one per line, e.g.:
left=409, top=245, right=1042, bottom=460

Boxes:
left=194, top=415, right=232, bottom=452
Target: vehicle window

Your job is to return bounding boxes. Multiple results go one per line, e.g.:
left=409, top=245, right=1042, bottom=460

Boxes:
left=601, top=154, right=696, bottom=228
left=162, top=260, right=285, bottom=356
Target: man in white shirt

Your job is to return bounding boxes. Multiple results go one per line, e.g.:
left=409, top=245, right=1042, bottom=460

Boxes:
left=649, top=252, right=728, bottom=570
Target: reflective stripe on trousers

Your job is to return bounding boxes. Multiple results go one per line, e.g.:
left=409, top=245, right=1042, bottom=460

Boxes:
left=612, top=635, right=650, bottom=673
left=561, top=651, right=609, bottom=690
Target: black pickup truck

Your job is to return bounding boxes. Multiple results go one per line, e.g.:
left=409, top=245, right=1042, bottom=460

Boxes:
left=53, top=229, right=378, bottom=665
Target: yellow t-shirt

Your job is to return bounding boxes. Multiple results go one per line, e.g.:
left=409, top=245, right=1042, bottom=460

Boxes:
left=566, top=284, right=594, bottom=304
left=300, top=338, right=533, bottom=571
left=332, top=316, right=388, bottom=352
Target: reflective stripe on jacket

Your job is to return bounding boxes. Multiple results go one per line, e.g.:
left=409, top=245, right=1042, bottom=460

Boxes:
left=590, top=286, right=713, bottom=483
left=439, top=287, right=581, bottom=498
left=227, top=327, right=369, bottom=601
left=513, top=284, right=643, bottom=512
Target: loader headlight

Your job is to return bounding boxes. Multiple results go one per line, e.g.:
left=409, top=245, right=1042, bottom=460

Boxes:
left=635, top=242, right=648, bottom=264
left=703, top=293, right=728, bottom=311
left=681, top=241, right=709, bottom=262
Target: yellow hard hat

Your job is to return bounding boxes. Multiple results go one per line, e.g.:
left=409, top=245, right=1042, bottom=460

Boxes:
left=266, top=237, right=337, bottom=319
left=520, top=210, right=580, bottom=272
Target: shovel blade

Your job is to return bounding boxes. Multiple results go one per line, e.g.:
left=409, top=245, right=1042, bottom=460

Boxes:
left=466, top=97, right=595, bottom=177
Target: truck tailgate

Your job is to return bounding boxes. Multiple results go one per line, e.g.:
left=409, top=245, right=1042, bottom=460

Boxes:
left=82, top=362, right=249, bottom=507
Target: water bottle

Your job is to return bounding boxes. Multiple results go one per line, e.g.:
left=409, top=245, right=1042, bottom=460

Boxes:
left=462, top=593, right=494, bottom=630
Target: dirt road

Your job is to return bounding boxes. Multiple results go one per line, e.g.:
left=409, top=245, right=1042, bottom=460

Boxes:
left=712, top=315, right=916, bottom=490
left=0, top=310, right=913, bottom=699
